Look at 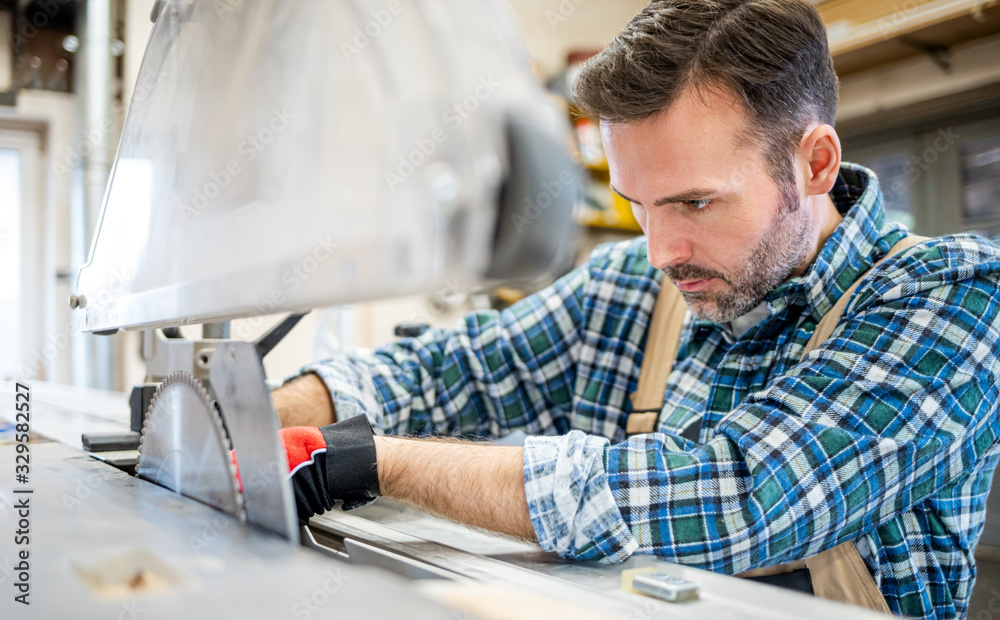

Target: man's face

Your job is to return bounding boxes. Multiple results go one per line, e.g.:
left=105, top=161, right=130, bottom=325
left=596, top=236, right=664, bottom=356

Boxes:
left=602, top=87, right=814, bottom=322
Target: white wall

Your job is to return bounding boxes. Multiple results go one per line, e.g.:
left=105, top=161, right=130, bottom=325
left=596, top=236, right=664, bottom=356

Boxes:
left=506, top=0, right=646, bottom=76
left=123, top=0, right=155, bottom=107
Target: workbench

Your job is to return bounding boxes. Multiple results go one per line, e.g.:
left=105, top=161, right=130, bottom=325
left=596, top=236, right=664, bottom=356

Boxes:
left=0, top=381, right=889, bottom=619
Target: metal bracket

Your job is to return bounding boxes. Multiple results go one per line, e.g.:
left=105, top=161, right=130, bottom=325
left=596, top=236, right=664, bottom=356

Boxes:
left=900, top=37, right=952, bottom=73
left=140, top=329, right=219, bottom=382
left=254, top=313, right=307, bottom=360
left=209, top=341, right=299, bottom=544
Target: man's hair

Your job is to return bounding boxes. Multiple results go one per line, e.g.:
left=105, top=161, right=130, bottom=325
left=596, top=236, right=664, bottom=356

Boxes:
left=573, top=0, right=839, bottom=185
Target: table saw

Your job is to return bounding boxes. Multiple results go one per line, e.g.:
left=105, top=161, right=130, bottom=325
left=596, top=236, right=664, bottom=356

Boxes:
left=0, top=382, right=891, bottom=618
left=1, top=0, right=894, bottom=617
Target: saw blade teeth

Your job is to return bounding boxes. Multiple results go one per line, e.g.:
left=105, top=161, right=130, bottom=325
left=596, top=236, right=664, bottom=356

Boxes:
left=136, top=370, right=244, bottom=520
left=137, top=370, right=183, bottom=462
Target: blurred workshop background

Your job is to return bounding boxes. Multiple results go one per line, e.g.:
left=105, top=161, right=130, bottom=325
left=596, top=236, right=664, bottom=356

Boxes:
left=2, top=0, right=1000, bottom=391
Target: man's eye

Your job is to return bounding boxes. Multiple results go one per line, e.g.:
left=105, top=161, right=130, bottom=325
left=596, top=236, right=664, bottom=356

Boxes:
left=687, top=199, right=712, bottom=210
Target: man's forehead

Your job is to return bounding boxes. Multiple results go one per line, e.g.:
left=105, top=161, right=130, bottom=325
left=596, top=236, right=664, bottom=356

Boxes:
left=599, top=87, right=763, bottom=200
left=599, top=85, right=751, bottom=148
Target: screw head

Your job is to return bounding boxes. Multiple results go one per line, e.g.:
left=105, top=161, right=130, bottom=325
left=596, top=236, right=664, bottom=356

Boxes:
left=196, top=350, right=214, bottom=369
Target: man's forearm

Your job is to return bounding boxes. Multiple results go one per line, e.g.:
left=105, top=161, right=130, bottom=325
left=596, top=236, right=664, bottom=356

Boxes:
left=271, top=373, right=336, bottom=427
left=374, top=436, right=536, bottom=541
left=274, top=374, right=536, bottom=540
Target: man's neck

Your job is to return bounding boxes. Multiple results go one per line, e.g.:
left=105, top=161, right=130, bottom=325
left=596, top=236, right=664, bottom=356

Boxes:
left=792, top=193, right=843, bottom=278
left=815, top=192, right=843, bottom=251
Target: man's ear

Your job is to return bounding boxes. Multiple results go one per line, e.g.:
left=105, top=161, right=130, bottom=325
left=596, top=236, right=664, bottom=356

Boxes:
left=798, top=124, right=841, bottom=197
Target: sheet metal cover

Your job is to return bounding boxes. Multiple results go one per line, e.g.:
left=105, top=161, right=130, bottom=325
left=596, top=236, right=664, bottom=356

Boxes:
left=137, top=371, right=245, bottom=519
left=73, top=0, right=572, bottom=333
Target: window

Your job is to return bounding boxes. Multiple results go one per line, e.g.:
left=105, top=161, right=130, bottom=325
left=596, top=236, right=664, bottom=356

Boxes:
left=960, top=135, right=1000, bottom=240
left=0, top=149, right=21, bottom=379
left=843, top=116, right=1000, bottom=244
left=865, top=152, right=915, bottom=230
left=0, top=127, right=45, bottom=381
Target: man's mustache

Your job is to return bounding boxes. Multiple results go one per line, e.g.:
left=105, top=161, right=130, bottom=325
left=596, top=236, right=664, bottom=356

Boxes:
left=663, top=264, right=728, bottom=284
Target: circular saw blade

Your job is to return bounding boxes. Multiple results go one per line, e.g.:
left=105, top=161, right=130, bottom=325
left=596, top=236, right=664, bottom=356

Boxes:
left=137, top=371, right=245, bottom=520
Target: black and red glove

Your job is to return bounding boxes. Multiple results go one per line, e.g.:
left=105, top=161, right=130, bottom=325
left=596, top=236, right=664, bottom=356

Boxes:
left=279, top=415, right=381, bottom=524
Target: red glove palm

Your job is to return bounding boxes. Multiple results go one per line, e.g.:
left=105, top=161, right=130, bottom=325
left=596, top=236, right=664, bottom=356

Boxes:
left=281, top=426, right=327, bottom=473
left=279, top=416, right=381, bottom=523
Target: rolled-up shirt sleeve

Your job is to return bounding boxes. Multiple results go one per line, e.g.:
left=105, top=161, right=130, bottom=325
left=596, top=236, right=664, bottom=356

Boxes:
left=299, top=357, right=386, bottom=432
left=523, top=431, right=638, bottom=562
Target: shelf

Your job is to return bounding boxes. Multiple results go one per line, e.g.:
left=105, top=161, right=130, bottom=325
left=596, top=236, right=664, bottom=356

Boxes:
left=820, top=0, right=1000, bottom=75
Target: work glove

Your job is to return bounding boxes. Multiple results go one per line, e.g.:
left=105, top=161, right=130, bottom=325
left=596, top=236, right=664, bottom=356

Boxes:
left=279, top=415, right=381, bottom=524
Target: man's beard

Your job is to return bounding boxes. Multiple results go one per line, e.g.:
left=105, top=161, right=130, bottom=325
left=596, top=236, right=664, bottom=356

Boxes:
left=663, top=182, right=812, bottom=323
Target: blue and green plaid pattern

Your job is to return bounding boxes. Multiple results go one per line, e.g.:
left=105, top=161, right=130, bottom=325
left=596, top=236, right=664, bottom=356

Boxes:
left=302, top=165, right=1000, bottom=619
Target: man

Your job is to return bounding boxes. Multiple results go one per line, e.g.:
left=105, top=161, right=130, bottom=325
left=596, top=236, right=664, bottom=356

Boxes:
left=272, top=1, right=1000, bottom=617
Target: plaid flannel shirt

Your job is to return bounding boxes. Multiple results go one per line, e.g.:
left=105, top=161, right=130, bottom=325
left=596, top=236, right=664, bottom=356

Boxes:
left=300, top=164, right=1000, bottom=619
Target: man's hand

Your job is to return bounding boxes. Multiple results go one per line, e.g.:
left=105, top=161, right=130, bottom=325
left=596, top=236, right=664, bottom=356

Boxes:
left=272, top=372, right=336, bottom=427
left=279, top=416, right=380, bottom=523
left=279, top=417, right=536, bottom=541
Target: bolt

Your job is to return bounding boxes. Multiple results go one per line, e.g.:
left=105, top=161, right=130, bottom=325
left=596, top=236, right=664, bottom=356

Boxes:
left=197, top=351, right=213, bottom=368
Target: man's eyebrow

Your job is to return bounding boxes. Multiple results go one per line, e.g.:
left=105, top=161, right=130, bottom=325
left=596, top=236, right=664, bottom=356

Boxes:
left=609, top=185, right=716, bottom=207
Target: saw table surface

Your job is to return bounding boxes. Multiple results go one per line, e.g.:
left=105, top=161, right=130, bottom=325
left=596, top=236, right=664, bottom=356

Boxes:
left=0, top=381, right=889, bottom=619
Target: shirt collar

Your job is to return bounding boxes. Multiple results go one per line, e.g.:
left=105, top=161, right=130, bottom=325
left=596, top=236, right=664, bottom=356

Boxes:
left=722, top=301, right=771, bottom=342
left=687, top=163, right=903, bottom=338
left=769, top=162, right=904, bottom=321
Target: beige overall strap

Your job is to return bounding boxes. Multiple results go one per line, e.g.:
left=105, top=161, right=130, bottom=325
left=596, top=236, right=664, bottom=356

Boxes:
left=629, top=234, right=927, bottom=612
left=745, top=235, right=926, bottom=614
left=804, top=235, right=928, bottom=354
left=795, top=235, right=926, bottom=613
left=804, top=544, right=891, bottom=613
left=626, top=278, right=686, bottom=435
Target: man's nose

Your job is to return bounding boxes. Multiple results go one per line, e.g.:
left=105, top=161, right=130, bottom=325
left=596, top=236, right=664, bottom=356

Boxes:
left=645, top=215, right=693, bottom=270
